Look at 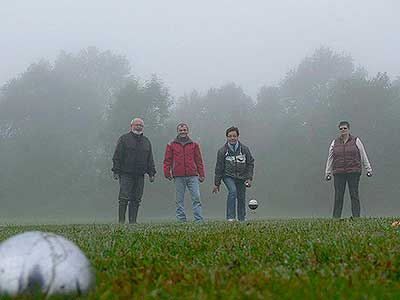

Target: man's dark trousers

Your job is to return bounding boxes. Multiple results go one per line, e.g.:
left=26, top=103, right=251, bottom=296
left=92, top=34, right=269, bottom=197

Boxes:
left=333, top=173, right=361, bottom=218
left=118, top=175, right=145, bottom=223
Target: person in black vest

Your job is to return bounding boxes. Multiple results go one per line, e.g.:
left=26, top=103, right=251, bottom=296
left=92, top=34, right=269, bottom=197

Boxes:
left=325, top=121, right=373, bottom=218
left=112, top=118, right=156, bottom=224
left=212, top=126, right=255, bottom=221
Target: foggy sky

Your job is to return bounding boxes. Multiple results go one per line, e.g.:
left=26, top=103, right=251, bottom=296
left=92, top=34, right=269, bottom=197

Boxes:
left=1, top=0, right=399, bottom=98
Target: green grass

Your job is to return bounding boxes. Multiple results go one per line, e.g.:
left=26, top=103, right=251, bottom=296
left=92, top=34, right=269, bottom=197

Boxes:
left=1, top=218, right=400, bottom=299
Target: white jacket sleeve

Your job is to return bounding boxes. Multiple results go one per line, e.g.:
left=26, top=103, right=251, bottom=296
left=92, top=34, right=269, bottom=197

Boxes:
left=325, top=140, right=335, bottom=175
left=356, top=138, right=372, bottom=173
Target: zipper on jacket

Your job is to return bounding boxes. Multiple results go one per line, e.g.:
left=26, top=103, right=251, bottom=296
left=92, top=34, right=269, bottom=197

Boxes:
left=343, top=140, right=346, bottom=173
left=183, top=144, right=187, bottom=176
left=234, top=147, right=238, bottom=178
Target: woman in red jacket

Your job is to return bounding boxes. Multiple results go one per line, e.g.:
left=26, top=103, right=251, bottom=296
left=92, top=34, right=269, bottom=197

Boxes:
left=163, top=123, right=205, bottom=222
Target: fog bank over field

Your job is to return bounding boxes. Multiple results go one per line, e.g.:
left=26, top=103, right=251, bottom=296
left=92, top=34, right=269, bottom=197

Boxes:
left=1, top=1, right=399, bottom=97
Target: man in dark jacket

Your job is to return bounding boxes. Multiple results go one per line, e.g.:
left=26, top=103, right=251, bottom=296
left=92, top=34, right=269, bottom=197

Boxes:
left=212, top=126, right=255, bottom=221
left=112, top=118, right=156, bottom=224
left=163, top=123, right=205, bottom=222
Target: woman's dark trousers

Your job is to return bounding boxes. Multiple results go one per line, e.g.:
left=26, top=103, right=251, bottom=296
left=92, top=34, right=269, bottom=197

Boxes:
left=333, top=173, right=361, bottom=218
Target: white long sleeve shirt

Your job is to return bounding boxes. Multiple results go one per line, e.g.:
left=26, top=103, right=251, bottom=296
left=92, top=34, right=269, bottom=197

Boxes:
left=325, top=137, right=372, bottom=175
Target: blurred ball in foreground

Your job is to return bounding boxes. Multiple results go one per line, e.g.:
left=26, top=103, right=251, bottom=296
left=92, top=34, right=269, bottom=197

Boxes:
left=248, top=199, right=258, bottom=210
left=0, top=231, right=94, bottom=297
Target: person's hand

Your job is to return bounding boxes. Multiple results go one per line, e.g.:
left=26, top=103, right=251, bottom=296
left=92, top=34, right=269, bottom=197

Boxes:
left=165, top=175, right=173, bottom=181
left=199, top=176, right=205, bottom=183
left=113, top=173, right=120, bottom=180
left=245, top=179, right=252, bottom=187
left=325, top=174, right=332, bottom=181
left=366, top=171, right=373, bottom=177
left=212, top=185, right=220, bottom=193
left=149, top=176, right=155, bottom=183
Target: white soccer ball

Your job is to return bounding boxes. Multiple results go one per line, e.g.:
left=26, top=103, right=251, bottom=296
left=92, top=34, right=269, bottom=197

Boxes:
left=0, top=231, right=95, bottom=297
left=248, top=199, right=258, bottom=210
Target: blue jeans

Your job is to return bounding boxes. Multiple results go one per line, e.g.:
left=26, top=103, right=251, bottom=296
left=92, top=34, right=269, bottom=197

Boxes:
left=174, top=176, right=203, bottom=222
left=223, top=176, right=246, bottom=221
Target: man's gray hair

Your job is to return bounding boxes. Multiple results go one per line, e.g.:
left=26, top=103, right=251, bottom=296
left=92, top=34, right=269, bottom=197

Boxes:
left=131, top=118, right=144, bottom=125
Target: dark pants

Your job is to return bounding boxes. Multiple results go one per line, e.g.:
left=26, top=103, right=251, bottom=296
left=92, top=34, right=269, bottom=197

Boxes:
left=333, top=173, right=361, bottom=218
left=222, top=177, right=247, bottom=221
left=118, top=175, right=145, bottom=224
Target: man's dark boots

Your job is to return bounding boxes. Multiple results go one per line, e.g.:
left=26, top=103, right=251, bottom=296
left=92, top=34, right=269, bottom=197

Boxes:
left=129, top=201, right=139, bottom=224
left=118, top=201, right=128, bottom=224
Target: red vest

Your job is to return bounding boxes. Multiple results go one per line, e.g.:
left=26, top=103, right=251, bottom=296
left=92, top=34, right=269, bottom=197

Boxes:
left=332, top=135, right=361, bottom=174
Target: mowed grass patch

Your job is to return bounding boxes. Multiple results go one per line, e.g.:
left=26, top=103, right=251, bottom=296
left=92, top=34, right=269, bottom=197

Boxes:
left=1, top=218, right=400, bottom=299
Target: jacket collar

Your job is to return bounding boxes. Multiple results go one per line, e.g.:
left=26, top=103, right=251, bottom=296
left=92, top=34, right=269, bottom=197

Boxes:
left=338, top=134, right=354, bottom=144
left=173, top=135, right=193, bottom=146
left=130, top=131, right=143, bottom=138
left=225, top=141, right=241, bottom=153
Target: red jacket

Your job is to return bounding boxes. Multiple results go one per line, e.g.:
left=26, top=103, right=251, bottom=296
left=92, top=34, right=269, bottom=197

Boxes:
left=163, top=137, right=205, bottom=178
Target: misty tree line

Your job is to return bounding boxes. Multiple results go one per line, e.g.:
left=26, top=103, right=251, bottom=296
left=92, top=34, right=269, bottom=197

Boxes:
left=0, top=47, right=399, bottom=221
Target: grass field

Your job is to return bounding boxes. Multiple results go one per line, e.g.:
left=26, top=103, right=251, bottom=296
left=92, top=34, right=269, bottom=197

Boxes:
left=1, top=218, right=400, bottom=299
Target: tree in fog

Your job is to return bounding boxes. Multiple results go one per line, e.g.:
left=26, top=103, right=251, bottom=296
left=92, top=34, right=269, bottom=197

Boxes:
left=0, top=47, right=130, bottom=216
left=175, top=83, right=254, bottom=156
left=103, top=74, right=173, bottom=155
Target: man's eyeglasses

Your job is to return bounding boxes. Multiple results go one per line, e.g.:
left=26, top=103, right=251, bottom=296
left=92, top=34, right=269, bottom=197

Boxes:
left=339, top=127, right=348, bottom=131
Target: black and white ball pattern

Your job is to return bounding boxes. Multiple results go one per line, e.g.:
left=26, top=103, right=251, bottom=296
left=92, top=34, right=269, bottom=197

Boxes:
left=248, top=199, right=258, bottom=210
left=0, top=231, right=94, bottom=296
